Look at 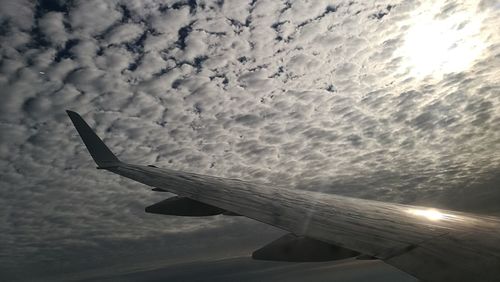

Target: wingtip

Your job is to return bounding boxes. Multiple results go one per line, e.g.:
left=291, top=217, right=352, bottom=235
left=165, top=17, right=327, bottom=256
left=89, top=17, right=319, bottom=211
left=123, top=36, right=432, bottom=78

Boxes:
left=66, top=110, right=78, bottom=117
left=67, top=110, right=120, bottom=167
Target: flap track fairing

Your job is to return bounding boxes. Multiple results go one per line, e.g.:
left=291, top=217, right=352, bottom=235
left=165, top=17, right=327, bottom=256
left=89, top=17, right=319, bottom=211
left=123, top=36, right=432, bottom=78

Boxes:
left=145, top=196, right=226, bottom=216
left=252, top=233, right=360, bottom=262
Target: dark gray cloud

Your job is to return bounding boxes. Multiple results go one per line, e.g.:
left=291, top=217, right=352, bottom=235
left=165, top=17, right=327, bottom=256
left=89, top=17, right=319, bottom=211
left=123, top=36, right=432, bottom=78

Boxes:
left=1, top=0, right=500, bottom=280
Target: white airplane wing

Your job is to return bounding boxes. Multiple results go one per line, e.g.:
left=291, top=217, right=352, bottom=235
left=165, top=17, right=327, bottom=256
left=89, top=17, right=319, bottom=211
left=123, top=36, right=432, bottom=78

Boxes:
left=67, top=110, right=500, bottom=282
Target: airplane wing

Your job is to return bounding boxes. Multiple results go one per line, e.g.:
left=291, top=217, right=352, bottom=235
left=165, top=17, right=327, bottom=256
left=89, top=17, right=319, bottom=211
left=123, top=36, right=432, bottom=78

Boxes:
left=67, top=110, right=500, bottom=282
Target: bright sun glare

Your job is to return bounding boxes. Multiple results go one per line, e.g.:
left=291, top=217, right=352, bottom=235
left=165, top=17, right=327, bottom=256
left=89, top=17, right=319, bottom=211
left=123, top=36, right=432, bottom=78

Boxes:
left=397, top=1, right=486, bottom=78
left=408, top=208, right=446, bottom=221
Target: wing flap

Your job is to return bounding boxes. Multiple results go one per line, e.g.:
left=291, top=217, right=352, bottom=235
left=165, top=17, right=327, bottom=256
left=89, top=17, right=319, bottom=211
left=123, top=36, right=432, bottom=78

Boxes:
left=252, top=233, right=360, bottom=262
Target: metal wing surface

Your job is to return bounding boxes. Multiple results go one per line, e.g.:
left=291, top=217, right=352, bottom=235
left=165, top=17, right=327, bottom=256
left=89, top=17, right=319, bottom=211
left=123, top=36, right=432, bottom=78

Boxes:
left=67, top=110, right=500, bottom=282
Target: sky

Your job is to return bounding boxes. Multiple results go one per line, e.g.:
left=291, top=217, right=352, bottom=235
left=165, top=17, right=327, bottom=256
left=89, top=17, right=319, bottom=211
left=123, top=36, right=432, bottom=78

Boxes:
left=0, top=0, right=499, bottom=281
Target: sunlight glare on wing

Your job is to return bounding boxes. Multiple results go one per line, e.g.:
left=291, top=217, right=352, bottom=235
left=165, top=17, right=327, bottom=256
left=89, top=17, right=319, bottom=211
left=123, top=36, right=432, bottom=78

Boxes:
left=407, top=208, right=446, bottom=221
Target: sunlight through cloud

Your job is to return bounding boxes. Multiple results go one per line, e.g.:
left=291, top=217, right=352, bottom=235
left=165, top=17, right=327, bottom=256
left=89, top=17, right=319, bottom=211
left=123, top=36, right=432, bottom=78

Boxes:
left=397, top=0, right=487, bottom=79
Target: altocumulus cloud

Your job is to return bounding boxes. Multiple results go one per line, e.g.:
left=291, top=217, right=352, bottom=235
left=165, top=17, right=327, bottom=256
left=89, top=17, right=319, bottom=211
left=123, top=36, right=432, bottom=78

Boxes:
left=0, top=0, right=499, bottom=280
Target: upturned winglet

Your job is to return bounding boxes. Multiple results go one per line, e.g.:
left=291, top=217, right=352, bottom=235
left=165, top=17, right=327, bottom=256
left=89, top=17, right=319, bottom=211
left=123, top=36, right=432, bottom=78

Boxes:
left=66, top=110, right=120, bottom=168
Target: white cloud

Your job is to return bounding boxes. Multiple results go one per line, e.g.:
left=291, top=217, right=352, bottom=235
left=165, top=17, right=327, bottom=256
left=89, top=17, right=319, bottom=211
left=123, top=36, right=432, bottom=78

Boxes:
left=150, top=6, right=191, bottom=36
left=38, top=12, right=67, bottom=46
left=0, top=0, right=36, bottom=30
left=95, top=46, right=134, bottom=72
left=69, top=0, right=122, bottom=37
left=105, top=23, right=144, bottom=45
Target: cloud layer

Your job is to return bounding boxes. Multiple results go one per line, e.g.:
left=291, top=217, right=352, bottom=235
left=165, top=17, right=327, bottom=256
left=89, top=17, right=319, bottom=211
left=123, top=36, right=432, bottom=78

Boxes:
left=1, top=0, right=500, bottom=280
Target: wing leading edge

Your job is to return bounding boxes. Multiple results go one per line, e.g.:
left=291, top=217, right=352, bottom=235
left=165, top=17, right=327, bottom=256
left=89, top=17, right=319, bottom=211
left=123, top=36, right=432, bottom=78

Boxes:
left=67, top=110, right=500, bottom=282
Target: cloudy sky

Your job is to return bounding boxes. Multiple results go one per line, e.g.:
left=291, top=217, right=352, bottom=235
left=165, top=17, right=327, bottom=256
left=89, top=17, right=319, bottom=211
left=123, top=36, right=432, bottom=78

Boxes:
left=1, top=0, right=499, bottom=281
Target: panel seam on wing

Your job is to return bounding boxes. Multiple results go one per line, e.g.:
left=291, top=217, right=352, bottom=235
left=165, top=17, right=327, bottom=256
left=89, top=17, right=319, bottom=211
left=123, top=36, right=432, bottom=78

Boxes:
left=382, top=231, right=450, bottom=260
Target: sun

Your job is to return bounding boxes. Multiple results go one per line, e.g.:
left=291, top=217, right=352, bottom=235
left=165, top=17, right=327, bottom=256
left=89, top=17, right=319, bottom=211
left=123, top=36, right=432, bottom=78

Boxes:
left=397, top=1, right=487, bottom=79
